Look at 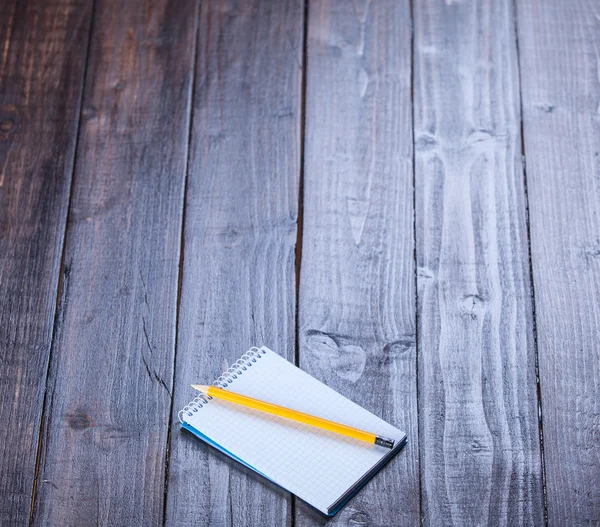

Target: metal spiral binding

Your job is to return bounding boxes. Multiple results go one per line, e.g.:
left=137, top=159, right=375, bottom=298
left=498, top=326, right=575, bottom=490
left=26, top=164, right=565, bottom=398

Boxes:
left=178, top=347, right=267, bottom=423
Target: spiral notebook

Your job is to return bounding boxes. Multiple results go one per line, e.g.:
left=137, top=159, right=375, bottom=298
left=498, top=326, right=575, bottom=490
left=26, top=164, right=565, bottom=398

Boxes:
left=179, top=346, right=407, bottom=516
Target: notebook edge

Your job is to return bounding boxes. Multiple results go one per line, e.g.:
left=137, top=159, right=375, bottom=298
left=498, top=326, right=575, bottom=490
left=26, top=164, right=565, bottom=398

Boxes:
left=325, top=434, right=408, bottom=516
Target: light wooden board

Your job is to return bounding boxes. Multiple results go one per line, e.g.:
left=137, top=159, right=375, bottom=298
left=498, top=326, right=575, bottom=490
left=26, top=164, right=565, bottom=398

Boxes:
left=0, top=1, right=92, bottom=523
left=30, top=0, right=198, bottom=524
left=516, top=0, right=600, bottom=523
left=413, top=0, right=545, bottom=524
left=297, top=0, right=420, bottom=524
left=164, top=1, right=303, bottom=525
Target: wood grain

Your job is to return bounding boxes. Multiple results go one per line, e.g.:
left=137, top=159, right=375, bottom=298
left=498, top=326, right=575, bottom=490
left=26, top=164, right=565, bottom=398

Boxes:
left=516, top=0, right=600, bottom=523
left=0, top=1, right=92, bottom=523
left=30, top=0, right=198, bottom=524
left=413, top=0, right=545, bottom=525
left=164, top=1, right=303, bottom=525
left=297, top=0, right=419, bottom=524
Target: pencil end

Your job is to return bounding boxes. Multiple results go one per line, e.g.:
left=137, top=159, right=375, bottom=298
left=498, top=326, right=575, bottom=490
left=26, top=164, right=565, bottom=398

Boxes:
left=374, top=436, right=395, bottom=449
left=191, top=384, right=210, bottom=392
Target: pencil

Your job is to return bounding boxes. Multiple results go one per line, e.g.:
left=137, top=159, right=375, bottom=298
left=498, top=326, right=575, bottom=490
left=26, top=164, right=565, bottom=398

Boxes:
left=191, top=384, right=395, bottom=449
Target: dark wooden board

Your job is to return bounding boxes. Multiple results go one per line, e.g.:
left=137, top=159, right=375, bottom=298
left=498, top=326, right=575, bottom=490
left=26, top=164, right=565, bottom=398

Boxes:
left=30, top=0, right=198, bottom=524
left=0, top=1, right=92, bottom=523
left=413, top=0, right=545, bottom=525
left=297, top=0, right=420, bottom=524
left=164, top=1, right=303, bottom=525
left=516, top=0, right=600, bottom=523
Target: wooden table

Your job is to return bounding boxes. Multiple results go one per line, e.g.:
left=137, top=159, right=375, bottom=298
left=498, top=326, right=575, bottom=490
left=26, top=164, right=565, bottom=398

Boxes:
left=1, top=0, right=598, bottom=525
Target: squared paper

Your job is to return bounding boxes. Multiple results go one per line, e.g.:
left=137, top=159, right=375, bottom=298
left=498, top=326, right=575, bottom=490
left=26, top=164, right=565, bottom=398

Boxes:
left=180, top=347, right=406, bottom=515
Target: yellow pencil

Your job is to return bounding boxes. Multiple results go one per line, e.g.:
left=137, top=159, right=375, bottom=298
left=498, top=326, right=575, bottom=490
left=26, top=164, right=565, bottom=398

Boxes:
left=191, top=384, right=395, bottom=449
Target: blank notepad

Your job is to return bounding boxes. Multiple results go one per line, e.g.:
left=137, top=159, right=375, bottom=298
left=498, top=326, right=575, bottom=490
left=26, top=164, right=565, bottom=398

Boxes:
left=179, top=346, right=407, bottom=515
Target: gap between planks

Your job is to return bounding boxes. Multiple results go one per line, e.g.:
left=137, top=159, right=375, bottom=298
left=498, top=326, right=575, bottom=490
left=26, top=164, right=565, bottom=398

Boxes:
left=511, top=0, right=549, bottom=524
left=28, top=1, right=97, bottom=523
left=407, top=0, right=424, bottom=524
left=160, top=1, right=202, bottom=525
left=292, top=2, right=310, bottom=525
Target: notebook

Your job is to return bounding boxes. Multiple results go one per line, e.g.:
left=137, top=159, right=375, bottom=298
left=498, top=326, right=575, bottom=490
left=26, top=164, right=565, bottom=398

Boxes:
left=179, top=346, right=407, bottom=516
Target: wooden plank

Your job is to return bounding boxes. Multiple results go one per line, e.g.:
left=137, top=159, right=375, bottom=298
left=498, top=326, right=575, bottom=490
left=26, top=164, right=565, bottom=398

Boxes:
left=30, top=0, right=198, bottom=524
left=516, top=0, right=600, bottom=523
left=413, top=0, right=545, bottom=524
left=164, top=1, right=303, bottom=525
left=0, top=1, right=92, bottom=524
left=297, top=0, right=419, bottom=524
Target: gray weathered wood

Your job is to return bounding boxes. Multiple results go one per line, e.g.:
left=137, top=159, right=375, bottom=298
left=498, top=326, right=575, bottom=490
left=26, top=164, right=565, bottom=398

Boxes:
left=0, top=1, right=92, bottom=523
left=516, top=0, right=600, bottom=523
left=413, top=0, right=545, bottom=525
left=164, top=1, right=303, bottom=525
left=4, top=0, right=600, bottom=523
left=31, top=0, right=198, bottom=524
left=297, top=0, right=419, bottom=524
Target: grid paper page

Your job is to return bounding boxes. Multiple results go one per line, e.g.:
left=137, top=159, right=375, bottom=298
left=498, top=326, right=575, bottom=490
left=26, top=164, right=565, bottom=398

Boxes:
left=181, top=347, right=406, bottom=514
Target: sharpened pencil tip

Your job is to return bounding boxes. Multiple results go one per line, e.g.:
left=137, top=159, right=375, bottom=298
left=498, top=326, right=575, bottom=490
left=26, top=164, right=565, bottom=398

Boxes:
left=191, top=384, right=210, bottom=392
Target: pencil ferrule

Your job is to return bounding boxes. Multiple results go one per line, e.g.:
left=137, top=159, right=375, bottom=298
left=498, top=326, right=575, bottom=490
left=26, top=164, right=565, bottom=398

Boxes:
left=374, top=436, right=395, bottom=449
